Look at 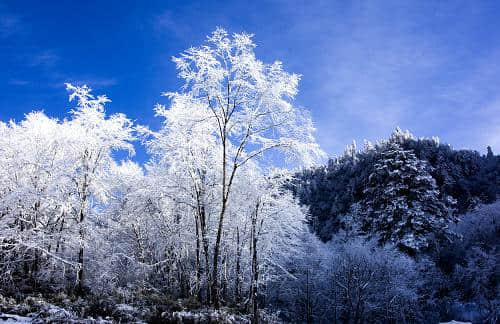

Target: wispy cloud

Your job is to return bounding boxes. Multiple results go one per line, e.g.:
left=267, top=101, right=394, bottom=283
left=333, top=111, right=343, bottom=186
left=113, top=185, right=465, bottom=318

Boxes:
left=263, top=0, right=498, bottom=154
left=71, top=78, right=118, bottom=88
left=273, top=2, right=445, bottom=153
left=8, top=79, right=30, bottom=86
left=29, top=50, right=59, bottom=67
left=154, top=10, right=192, bottom=39
left=50, top=77, right=118, bottom=89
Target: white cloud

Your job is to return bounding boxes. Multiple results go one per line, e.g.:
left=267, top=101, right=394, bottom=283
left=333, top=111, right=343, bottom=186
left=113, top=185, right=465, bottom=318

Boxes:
left=76, top=78, right=118, bottom=88
left=52, top=77, right=118, bottom=89
left=267, top=0, right=498, bottom=155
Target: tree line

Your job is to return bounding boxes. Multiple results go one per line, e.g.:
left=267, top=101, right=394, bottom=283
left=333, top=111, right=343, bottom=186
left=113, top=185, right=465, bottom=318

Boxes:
left=0, top=29, right=324, bottom=323
left=290, top=128, right=499, bottom=245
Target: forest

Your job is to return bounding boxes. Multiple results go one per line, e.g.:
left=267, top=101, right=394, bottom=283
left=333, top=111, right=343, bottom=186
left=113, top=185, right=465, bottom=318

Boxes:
left=0, top=29, right=498, bottom=324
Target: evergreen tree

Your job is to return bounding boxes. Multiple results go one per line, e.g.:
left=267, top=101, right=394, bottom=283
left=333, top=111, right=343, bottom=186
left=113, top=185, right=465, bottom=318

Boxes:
left=360, top=142, right=456, bottom=253
left=486, top=146, right=494, bottom=159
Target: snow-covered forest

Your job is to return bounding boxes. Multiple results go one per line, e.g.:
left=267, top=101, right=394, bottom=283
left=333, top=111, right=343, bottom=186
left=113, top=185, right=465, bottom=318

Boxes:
left=0, top=29, right=498, bottom=324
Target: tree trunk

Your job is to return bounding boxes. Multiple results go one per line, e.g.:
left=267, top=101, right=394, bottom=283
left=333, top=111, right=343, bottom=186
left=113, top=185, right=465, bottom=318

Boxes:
left=195, top=212, right=201, bottom=302
left=55, top=216, right=65, bottom=253
left=235, top=227, right=241, bottom=305
left=76, top=208, right=85, bottom=294
left=199, top=204, right=210, bottom=304
left=251, top=202, right=260, bottom=324
left=212, top=196, right=228, bottom=308
left=211, top=133, right=228, bottom=308
left=76, top=158, right=89, bottom=295
left=222, top=248, right=228, bottom=303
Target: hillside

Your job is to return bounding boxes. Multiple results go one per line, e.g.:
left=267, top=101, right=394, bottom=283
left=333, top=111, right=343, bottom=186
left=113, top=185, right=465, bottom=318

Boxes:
left=290, top=128, right=499, bottom=243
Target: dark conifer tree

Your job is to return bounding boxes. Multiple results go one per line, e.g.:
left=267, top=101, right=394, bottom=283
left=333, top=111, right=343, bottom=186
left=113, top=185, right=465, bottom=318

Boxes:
left=360, top=143, right=457, bottom=252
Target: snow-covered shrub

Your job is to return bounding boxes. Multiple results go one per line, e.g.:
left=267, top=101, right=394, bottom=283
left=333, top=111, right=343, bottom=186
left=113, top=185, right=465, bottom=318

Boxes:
left=323, top=239, right=420, bottom=323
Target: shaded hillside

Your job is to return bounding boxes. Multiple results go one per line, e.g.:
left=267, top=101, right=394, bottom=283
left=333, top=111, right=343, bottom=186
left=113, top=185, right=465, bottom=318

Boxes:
left=290, top=128, right=500, bottom=242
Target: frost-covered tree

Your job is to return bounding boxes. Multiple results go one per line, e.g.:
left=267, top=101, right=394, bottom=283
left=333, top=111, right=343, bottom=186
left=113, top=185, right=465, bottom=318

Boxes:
left=324, top=239, right=419, bottom=323
left=140, top=95, right=222, bottom=301
left=62, top=84, right=135, bottom=292
left=360, top=142, right=456, bottom=253
left=432, top=202, right=500, bottom=323
left=0, top=112, right=72, bottom=287
left=158, top=27, right=324, bottom=307
left=0, top=84, right=135, bottom=293
left=237, top=169, right=310, bottom=322
left=141, top=115, right=315, bottom=313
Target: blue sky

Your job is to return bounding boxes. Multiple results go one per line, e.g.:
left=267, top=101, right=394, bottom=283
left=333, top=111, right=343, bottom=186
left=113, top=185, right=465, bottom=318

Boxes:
left=1, top=0, right=499, bottom=163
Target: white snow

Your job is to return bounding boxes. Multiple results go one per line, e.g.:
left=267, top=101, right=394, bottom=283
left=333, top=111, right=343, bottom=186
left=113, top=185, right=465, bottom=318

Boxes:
left=0, top=313, right=32, bottom=323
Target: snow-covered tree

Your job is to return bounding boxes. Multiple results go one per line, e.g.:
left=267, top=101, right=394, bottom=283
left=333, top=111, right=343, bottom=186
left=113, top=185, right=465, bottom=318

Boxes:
left=360, top=142, right=456, bottom=253
left=62, top=84, right=135, bottom=292
left=156, top=27, right=324, bottom=307
left=324, top=239, right=419, bottom=323
left=0, top=112, right=73, bottom=287
left=232, top=169, right=310, bottom=322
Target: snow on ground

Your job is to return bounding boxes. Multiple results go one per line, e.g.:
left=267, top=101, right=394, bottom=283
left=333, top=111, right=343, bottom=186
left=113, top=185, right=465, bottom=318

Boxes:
left=0, top=313, right=32, bottom=323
